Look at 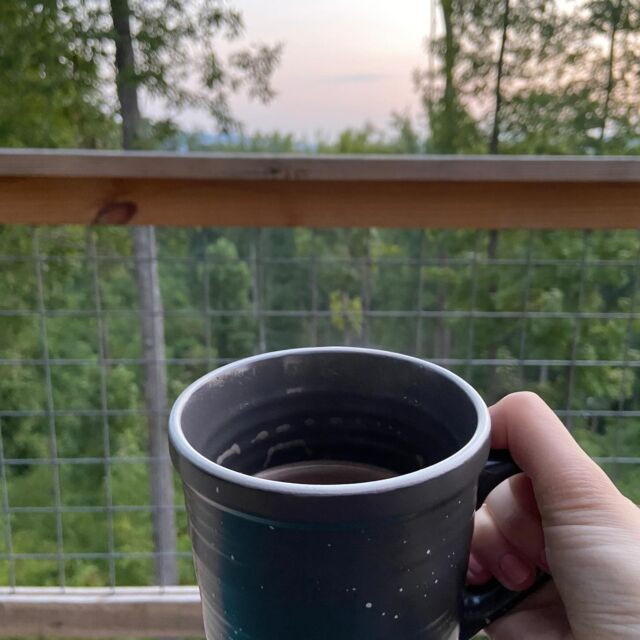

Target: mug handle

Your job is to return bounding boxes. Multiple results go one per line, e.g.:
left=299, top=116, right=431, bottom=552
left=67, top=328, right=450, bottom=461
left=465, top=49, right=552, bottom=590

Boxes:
left=459, top=449, right=551, bottom=640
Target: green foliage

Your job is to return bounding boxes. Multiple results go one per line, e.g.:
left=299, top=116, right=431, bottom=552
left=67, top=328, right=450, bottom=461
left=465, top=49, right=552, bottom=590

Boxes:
left=426, top=97, right=485, bottom=153
left=3, top=225, right=639, bottom=590
left=418, top=0, right=640, bottom=153
left=0, top=1, right=118, bottom=147
left=107, top=0, right=281, bottom=136
left=0, top=0, right=282, bottom=149
left=329, top=291, right=363, bottom=339
left=126, top=0, right=282, bottom=133
left=1, top=0, right=640, bottom=596
left=186, top=115, right=422, bottom=155
left=203, top=236, right=255, bottom=360
left=187, top=130, right=303, bottom=153
left=318, top=116, right=423, bottom=154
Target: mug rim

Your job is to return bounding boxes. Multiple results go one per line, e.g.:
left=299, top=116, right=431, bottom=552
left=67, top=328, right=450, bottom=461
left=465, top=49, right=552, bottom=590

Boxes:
left=169, top=347, right=490, bottom=497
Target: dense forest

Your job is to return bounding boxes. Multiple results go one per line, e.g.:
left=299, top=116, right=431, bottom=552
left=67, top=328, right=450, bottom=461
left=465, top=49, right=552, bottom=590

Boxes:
left=0, top=0, right=639, bottom=596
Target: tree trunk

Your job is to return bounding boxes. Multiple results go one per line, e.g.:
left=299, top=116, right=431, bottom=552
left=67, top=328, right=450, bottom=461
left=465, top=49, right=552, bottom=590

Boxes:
left=309, top=231, right=319, bottom=346
left=132, top=227, right=178, bottom=587
left=110, top=0, right=141, bottom=150
left=361, top=232, right=371, bottom=347
left=415, top=232, right=427, bottom=356
left=434, top=244, right=451, bottom=361
left=251, top=229, right=267, bottom=353
left=489, top=0, right=510, bottom=155
left=109, top=0, right=178, bottom=588
left=486, top=229, right=500, bottom=401
left=598, top=6, right=620, bottom=154
left=440, top=0, right=458, bottom=153
left=426, top=0, right=438, bottom=107
left=486, top=0, right=509, bottom=398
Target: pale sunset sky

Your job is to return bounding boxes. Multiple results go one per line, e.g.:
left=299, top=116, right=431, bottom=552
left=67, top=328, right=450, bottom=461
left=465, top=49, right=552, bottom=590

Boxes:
left=154, top=1, right=434, bottom=139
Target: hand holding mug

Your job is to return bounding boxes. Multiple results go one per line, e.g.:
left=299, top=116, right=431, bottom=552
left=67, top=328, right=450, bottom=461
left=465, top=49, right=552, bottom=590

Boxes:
left=468, top=392, right=640, bottom=640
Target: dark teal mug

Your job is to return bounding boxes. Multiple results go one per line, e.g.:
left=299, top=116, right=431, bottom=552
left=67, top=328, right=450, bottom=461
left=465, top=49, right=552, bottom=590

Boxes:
left=169, top=347, right=546, bottom=639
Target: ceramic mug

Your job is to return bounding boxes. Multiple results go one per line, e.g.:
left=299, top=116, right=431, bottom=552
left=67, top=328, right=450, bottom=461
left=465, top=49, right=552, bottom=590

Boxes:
left=169, top=347, right=546, bottom=639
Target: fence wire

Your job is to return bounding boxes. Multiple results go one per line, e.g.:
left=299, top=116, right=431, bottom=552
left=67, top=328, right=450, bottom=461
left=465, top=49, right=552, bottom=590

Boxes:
left=0, top=225, right=639, bottom=591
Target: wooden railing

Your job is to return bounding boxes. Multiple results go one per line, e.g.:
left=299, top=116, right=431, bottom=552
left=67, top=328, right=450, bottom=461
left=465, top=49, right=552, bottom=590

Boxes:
left=1, top=150, right=639, bottom=228
left=0, top=150, right=639, bottom=637
left=0, top=587, right=203, bottom=637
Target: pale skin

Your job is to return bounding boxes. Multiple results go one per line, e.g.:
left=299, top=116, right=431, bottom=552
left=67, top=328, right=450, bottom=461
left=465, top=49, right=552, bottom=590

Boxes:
left=467, top=392, right=640, bottom=640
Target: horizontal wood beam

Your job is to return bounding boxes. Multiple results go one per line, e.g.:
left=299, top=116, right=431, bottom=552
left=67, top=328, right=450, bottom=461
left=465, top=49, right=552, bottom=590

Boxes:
left=0, top=151, right=639, bottom=228
left=1, top=177, right=639, bottom=228
left=0, top=587, right=204, bottom=637
left=3, top=150, right=640, bottom=182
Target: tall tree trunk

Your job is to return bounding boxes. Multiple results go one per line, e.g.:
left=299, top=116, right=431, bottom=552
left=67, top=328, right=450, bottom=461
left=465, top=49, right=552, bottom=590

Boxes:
left=361, top=231, right=371, bottom=347
left=110, top=0, right=178, bottom=588
left=434, top=243, right=451, bottom=361
left=489, top=0, right=510, bottom=155
left=486, top=0, right=509, bottom=399
left=110, top=0, right=141, bottom=149
left=428, top=0, right=458, bottom=354
left=598, top=7, right=620, bottom=154
left=486, top=229, right=500, bottom=400
left=309, top=231, right=319, bottom=346
left=426, top=0, right=437, bottom=107
left=251, top=229, right=267, bottom=353
left=440, top=0, right=458, bottom=153
left=132, top=227, right=177, bottom=587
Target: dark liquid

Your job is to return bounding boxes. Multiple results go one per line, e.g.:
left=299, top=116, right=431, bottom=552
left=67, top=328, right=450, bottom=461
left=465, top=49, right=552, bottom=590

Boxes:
left=255, top=460, right=397, bottom=484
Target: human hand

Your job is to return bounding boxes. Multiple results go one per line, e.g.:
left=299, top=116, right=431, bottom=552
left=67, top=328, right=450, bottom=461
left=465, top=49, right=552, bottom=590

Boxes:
left=467, top=392, right=640, bottom=640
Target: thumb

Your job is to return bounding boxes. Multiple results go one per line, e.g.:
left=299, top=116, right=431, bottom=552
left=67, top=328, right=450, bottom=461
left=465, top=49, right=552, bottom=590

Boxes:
left=488, top=392, right=629, bottom=526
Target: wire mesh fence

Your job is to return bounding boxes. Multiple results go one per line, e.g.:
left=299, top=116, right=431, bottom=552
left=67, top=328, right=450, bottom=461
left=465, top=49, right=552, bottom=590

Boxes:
left=1, top=224, right=639, bottom=592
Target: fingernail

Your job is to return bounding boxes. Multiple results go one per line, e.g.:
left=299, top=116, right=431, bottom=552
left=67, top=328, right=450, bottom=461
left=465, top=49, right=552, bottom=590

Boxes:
left=499, top=553, right=531, bottom=586
left=467, top=553, right=484, bottom=578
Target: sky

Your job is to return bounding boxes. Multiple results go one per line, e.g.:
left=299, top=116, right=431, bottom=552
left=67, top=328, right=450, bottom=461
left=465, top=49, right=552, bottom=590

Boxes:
left=150, top=1, right=433, bottom=140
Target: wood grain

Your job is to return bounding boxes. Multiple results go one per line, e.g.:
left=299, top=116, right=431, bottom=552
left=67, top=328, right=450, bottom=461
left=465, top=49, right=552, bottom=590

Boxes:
left=1, top=150, right=640, bottom=183
left=0, top=587, right=204, bottom=637
left=0, top=176, right=639, bottom=228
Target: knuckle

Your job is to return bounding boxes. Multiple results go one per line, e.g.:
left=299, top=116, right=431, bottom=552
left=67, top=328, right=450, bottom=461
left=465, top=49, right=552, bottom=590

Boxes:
left=504, top=390, right=546, bottom=411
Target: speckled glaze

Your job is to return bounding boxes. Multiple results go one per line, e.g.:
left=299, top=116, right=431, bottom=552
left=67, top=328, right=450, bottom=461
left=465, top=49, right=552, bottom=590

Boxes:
left=170, top=348, right=530, bottom=640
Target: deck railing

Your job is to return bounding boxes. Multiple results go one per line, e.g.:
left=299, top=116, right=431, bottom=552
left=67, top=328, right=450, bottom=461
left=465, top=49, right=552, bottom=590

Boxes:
left=1, top=150, right=639, bottom=637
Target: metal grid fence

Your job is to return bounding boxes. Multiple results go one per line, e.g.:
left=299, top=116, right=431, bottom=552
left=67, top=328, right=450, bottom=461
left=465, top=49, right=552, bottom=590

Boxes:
left=1, top=224, right=639, bottom=592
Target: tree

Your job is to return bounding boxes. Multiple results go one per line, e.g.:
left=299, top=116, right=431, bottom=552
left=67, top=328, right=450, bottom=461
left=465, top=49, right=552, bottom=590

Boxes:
left=414, top=0, right=484, bottom=153
left=0, top=0, right=281, bottom=588
left=416, top=0, right=635, bottom=155
left=103, top=0, right=281, bottom=587
left=0, top=1, right=117, bottom=148
left=317, top=115, right=422, bottom=154
left=107, top=0, right=177, bottom=586
left=491, top=0, right=640, bottom=155
left=413, top=1, right=640, bottom=502
left=3, top=2, right=640, bottom=598
left=583, top=0, right=640, bottom=154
